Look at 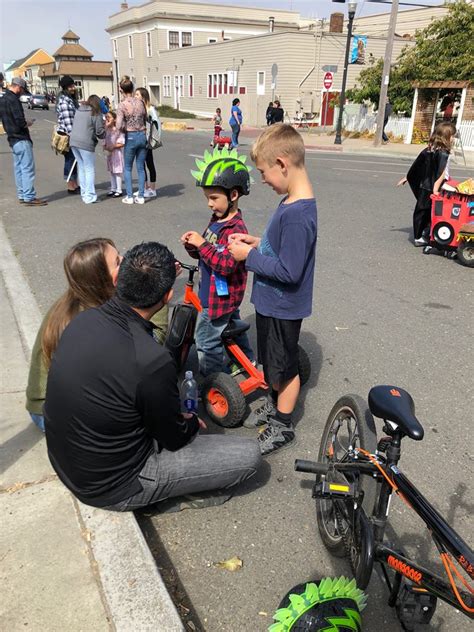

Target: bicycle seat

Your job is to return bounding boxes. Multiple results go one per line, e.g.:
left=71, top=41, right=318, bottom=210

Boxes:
left=368, top=386, right=424, bottom=441
left=221, top=321, right=250, bottom=341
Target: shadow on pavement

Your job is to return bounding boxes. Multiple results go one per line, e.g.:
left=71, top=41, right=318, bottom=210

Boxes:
left=157, top=183, right=185, bottom=198
left=0, top=424, right=43, bottom=477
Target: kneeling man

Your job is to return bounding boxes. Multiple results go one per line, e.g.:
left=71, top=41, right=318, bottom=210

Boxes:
left=44, top=242, right=261, bottom=510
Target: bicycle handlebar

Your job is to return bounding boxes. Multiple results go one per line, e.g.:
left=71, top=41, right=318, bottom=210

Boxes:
left=177, top=260, right=199, bottom=273
left=294, top=459, right=330, bottom=474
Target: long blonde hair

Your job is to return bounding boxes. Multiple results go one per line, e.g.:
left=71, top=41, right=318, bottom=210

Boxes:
left=136, top=87, right=151, bottom=109
left=41, top=238, right=116, bottom=365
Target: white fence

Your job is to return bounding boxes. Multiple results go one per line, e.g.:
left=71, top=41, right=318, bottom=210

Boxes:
left=458, top=121, right=474, bottom=151
left=343, top=113, right=411, bottom=140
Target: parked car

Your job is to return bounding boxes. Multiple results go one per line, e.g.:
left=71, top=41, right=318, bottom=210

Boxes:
left=19, top=93, right=31, bottom=103
left=28, top=94, right=49, bottom=110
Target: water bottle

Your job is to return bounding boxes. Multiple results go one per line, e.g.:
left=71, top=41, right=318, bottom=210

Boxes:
left=180, top=370, right=198, bottom=414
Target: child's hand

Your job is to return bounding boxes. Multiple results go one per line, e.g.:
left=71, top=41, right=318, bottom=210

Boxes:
left=228, top=241, right=253, bottom=261
left=228, top=233, right=260, bottom=248
left=181, top=231, right=205, bottom=248
left=175, top=261, right=183, bottom=277
left=397, top=177, right=407, bottom=186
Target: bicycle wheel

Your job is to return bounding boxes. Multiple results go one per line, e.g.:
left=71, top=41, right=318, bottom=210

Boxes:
left=315, top=395, right=378, bottom=586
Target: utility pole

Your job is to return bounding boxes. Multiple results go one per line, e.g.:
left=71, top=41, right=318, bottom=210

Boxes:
left=373, top=0, right=399, bottom=146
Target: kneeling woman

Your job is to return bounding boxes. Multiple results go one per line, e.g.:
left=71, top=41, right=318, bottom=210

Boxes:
left=26, top=238, right=168, bottom=431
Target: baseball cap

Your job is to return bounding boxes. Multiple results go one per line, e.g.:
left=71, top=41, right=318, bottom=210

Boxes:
left=12, top=77, right=28, bottom=91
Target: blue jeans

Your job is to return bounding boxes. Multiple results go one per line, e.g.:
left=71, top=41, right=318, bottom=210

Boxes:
left=230, top=123, right=240, bottom=148
left=12, top=140, right=36, bottom=201
left=124, top=131, right=147, bottom=198
left=195, top=308, right=254, bottom=377
left=29, top=413, right=45, bottom=432
left=72, top=147, right=96, bottom=203
left=64, top=149, right=77, bottom=181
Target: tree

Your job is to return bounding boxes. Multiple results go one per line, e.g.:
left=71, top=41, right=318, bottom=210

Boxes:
left=347, top=0, right=474, bottom=114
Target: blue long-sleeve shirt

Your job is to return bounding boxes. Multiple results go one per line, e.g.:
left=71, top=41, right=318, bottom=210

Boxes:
left=246, top=198, right=317, bottom=319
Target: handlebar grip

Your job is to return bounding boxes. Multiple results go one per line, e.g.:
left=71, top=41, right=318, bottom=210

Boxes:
left=294, top=459, right=330, bottom=474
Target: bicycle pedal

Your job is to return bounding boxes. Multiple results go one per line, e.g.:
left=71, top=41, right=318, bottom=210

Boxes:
left=313, top=480, right=355, bottom=499
left=395, top=581, right=437, bottom=630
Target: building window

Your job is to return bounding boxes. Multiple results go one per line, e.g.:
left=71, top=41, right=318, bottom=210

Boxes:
left=113, top=39, right=118, bottom=58
left=146, top=32, right=152, bottom=57
left=257, top=71, right=265, bottom=96
left=177, top=75, right=184, bottom=97
left=169, top=31, right=179, bottom=49
left=188, top=74, right=194, bottom=97
left=182, top=32, right=192, bottom=47
left=239, top=86, right=247, bottom=95
left=143, top=76, right=148, bottom=88
left=163, top=75, right=171, bottom=98
left=128, top=35, right=133, bottom=58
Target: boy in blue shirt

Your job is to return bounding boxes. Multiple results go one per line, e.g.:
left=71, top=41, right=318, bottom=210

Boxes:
left=228, top=124, right=317, bottom=456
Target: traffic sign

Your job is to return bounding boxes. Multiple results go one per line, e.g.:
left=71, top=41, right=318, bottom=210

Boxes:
left=323, top=72, right=333, bottom=90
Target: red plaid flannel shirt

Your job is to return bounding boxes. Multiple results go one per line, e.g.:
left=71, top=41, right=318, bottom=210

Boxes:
left=186, top=211, right=248, bottom=320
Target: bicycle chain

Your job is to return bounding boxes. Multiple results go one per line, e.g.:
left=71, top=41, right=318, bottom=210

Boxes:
left=334, top=498, right=358, bottom=576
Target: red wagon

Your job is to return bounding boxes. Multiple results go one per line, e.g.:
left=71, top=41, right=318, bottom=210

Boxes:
left=424, top=186, right=474, bottom=265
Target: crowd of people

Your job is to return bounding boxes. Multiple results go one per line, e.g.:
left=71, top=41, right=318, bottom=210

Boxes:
left=0, top=74, right=162, bottom=207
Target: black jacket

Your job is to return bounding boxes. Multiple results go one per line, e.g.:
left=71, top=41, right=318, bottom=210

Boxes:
left=407, top=147, right=449, bottom=208
left=44, top=297, right=199, bottom=508
left=0, top=89, right=31, bottom=147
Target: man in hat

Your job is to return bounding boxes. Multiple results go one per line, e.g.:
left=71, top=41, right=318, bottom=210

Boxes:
left=56, top=75, right=79, bottom=193
left=0, top=77, right=47, bottom=206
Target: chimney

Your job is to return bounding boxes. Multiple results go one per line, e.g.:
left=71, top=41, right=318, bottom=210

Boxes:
left=329, top=13, right=344, bottom=33
left=269, top=16, right=275, bottom=32
left=120, top=2, right=129, bottom=10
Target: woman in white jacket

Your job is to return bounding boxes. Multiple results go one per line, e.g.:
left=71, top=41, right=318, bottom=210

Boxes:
left=135, top=87, right=161, bottom=198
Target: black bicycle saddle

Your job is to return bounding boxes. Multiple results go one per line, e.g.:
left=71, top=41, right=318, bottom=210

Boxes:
left=368, top=385, right=424, bottom=441
left=221, top=321, right=250, bottom=341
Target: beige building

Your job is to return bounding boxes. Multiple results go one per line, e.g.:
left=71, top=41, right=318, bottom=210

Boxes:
left=41, top=30, right=113, bottom=99
left=109, top=0, right=448, bottom=125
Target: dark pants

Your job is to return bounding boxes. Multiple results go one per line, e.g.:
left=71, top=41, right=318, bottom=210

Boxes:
left=64, top=149, right=77, bottom=181
left=382, top=118, right=389, bottom=142
left=413, top=201, right=431, bottom=239
left=145, top=148, right=156, bottom=183
left=103, top=434, right=262, bottom=511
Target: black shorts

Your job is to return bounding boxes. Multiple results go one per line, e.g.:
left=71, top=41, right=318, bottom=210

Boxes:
left=256, top=313, right=302, bottom=386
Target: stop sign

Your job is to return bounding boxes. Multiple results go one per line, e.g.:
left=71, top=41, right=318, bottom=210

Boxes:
left=323, top=72, right=333, bottom=90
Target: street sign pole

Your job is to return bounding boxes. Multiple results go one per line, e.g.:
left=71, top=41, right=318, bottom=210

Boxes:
left=334, top=3, right=357, bottom=145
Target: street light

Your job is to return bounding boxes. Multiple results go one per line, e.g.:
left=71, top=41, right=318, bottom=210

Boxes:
left=333, top=0, right=357, bottom=145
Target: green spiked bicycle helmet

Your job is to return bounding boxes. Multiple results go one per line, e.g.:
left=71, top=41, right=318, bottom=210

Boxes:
left=191, top=147, right=252, bottom=196
left=269, top=577, right=367, bottom=632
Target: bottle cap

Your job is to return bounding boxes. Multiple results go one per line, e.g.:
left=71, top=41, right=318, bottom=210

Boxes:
left=185, top=370, right=193, bottom=380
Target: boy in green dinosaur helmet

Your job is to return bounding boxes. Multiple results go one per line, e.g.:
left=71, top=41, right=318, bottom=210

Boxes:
left=180, top=147, right=254, bottom=377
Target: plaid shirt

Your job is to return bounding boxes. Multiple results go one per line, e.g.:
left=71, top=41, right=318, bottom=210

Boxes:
left=187, top=211, right=248, bottom=320
left=56, top=93, right=78, bottom=135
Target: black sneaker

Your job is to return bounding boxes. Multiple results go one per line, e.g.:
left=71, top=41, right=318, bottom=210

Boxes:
left=243, top=394, right=277, bottom=428
left=258, top=418, right=295, bottom=456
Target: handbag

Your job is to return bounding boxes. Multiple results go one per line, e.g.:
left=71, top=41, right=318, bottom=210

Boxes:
left=51, top=126, right=70, bottom=155
left=146, top=115, right=163, bottom=150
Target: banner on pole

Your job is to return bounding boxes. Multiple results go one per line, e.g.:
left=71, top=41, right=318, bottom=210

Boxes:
left=350, top=35, right=367, bottom=64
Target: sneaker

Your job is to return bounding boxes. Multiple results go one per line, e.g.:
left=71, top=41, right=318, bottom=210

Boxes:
left=112, top=191, right=122, bottom=198
left=134, top=196, right=145, bottom=204
left=414, top=236, right=428, bottom=247
left=258, top=419, right=296, bottom=456
left=243, top=394, right=277, bottom=428
left=107, top=191, right=116, bottom=197
left=24, top=198, right=48, bottom=206
left=122, top=196, right=134, bottom=205
left=144, top=189, right=157, bottom=198
left=133, top=190, right=139, bottom=197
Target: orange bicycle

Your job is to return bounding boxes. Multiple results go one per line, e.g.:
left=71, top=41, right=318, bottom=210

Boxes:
left=166, top=262, right=311, bottom=427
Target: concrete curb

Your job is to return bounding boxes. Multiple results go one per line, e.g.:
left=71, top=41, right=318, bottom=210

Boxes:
left=0, top=221, right=184, bottom=632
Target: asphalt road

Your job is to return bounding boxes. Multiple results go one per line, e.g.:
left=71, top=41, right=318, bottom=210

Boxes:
left=1, top=107, right=473, bottom=632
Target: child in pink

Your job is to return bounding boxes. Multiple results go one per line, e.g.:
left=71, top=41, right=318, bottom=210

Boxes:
left=104, top=111, right=125, bottom=197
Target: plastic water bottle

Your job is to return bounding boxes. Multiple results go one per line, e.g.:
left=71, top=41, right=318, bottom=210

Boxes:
left=180, top=370, right=198, bottom=414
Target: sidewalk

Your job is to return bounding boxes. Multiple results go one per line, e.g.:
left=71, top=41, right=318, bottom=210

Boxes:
left=164, top=117, right=474, bottom=167
left=0, top=222, right=184, bottom=632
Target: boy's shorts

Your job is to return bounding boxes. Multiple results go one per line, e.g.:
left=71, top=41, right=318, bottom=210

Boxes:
left=256, top=313, right=302, bottom=386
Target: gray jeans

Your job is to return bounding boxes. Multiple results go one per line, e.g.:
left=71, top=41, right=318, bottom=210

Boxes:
left=104, top=434, right=262, bottom=511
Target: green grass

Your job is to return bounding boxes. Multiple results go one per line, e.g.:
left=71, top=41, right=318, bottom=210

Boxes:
left=158, top=105, right=196, bottom=119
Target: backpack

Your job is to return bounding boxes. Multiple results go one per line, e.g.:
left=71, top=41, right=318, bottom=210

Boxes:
left=146, top=109, right=162, bottom=150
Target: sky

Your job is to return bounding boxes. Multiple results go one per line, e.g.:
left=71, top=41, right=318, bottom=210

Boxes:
left=1, top=0, right=446, bottom=68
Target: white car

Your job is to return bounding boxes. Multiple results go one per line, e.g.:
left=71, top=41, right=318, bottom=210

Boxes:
left=19, top=94, right=31, bottom=103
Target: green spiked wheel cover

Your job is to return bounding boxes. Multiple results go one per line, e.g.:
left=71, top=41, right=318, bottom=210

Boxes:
left=191, top=147, right=252, bottom=195
left=269, top=577, right=367, bottom=632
